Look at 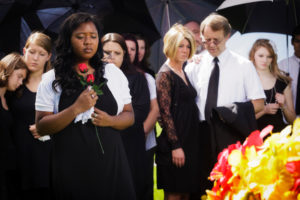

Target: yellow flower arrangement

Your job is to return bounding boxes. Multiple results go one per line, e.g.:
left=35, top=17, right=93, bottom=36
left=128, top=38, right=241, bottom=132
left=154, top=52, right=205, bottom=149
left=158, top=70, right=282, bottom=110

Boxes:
left=205, top=118, right=300, bottom=200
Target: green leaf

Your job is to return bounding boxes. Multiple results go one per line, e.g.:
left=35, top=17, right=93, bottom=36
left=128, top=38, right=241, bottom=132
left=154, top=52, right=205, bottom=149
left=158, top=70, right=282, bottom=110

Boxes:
left=77, top=74, right=87, bottom=87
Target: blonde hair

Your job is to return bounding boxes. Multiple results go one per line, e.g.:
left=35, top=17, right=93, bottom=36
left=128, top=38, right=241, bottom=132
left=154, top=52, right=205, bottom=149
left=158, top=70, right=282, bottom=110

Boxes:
left=163, top=23, right=196, bottom=60
left=24, top=32, right=52, bottom=72
left=200, top=13, right=231, bottom=37
left=0, top=52, right=28, bottom=87
left=249, top=39, right=291, bottom=84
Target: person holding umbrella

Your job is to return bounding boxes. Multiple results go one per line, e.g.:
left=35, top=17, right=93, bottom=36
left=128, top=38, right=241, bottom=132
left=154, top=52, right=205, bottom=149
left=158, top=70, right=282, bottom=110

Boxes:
left=279, top=25, right=300, bottom=117
left=185, top=13, right=265, bottom=195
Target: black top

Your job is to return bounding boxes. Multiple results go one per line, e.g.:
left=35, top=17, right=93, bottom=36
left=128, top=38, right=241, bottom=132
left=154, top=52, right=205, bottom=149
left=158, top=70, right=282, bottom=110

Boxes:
left=121, top=71, right=150, bottom=199
left=52, top=77, right=136, bottom=199
left=8, top=86, right=52, bottom=190
left=257, top=78, right=288, bottom=132
left=0, top=98, right=15, bottom=171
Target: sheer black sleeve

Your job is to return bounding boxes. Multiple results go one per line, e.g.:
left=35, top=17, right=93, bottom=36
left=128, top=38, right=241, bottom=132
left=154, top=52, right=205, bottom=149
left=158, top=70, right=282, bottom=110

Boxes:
left=156, top=71, right=180, bottom=150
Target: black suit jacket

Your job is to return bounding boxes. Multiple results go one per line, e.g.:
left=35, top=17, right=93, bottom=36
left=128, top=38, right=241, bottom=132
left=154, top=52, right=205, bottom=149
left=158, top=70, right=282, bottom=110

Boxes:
left=209, top=101, right=258, bottom=162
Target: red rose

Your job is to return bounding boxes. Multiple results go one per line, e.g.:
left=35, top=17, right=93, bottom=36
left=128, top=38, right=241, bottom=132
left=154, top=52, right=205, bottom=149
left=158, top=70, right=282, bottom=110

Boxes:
left=86, top=74, right=95, bottom=84
left=79, top=63, right=88, bottom=73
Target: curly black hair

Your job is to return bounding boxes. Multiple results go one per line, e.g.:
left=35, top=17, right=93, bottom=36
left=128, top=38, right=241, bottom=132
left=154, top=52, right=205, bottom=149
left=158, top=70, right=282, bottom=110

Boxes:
left=52, top=12, right=105, bottom=95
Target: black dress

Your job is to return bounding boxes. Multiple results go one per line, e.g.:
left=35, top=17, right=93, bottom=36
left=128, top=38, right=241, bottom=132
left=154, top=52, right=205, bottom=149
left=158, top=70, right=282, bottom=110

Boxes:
left=0, top=98, right=14, bottom=169
left=121, top=72, right=150, bottom=199
left=257, top=78, right=288, bottom=132
left=156, top=64, right=200, bottom=193
left=0, top=98, right=14, bottom=199
left=52, top=81, right=136, bottom=200
left=8, top=86, right=52, bottom=191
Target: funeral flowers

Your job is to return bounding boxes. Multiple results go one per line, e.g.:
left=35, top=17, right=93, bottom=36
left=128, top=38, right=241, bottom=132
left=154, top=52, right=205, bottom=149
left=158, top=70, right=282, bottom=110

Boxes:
left=205, top=120, right=300, bottom=200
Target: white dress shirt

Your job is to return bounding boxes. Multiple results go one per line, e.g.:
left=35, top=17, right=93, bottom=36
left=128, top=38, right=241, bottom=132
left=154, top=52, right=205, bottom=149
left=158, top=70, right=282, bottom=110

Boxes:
left=278, top=54, right=300, bottom=109
left=185, top=48, right=265, bottom=121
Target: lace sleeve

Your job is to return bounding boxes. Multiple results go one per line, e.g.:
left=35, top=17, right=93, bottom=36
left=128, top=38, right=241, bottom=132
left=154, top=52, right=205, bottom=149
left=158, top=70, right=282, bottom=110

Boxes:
left=156, top=71, right=180, bottom=150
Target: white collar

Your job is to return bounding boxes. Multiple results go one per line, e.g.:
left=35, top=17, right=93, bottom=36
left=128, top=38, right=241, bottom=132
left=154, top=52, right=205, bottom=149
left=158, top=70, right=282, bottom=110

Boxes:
left=207, top=48, right=229, bottom=65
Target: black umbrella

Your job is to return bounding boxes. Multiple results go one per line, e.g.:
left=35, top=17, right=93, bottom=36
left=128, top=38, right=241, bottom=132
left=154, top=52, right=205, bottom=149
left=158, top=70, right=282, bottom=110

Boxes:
left=217, top=0, right=300, bottom=34
left=0, top=0, right=75, bottom=55
left=0, top=0, right=14, bottom=24
left=0, top=0, right=160, bottom=55
left=38, top=0, right=160, bottom=45
left=35, top=0, right=114, bottom=41
left=145, top=0, right=217, bottom=71
left=102, top=13, right=160, bottom=46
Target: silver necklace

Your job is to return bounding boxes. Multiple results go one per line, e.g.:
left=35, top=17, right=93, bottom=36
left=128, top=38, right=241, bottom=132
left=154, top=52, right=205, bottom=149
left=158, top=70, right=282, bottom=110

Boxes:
left=265, top=86, right=277, bottom=105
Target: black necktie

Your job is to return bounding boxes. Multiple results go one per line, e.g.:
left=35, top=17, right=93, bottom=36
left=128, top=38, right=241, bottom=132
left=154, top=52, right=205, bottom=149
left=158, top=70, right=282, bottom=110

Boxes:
left=296, top=62, right=300, bottom=115
left=205, top=57, right=220, bottom=122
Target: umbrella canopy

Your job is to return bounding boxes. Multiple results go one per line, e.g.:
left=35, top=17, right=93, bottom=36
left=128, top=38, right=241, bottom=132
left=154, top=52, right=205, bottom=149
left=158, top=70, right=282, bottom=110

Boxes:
left=0, top=0, right=160, bottom=56
left=146, top=0, right=217, bottom=72
left=34, top=0, right=115, bottom=41
left=217, top=0, right=300, bottom=34
left=217, top=0, right=272, bottom=10
left=0, top=0, right=15, bottom=24
left=0, top=0, right=75, bottom=55
left=101, top=0, right=160, bottom=45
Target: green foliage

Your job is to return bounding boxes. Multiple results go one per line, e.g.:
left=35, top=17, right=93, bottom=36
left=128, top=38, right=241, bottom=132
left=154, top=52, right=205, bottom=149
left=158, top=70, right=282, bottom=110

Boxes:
left=92, top=81, right=106, bottom=96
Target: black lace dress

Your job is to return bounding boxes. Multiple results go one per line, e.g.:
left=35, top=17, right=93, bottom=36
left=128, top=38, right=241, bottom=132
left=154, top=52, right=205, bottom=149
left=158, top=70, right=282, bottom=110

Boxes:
left=155, top=64, right=200, bottom=193
left=257, top=78, right=288, bottom=132
left=52, top=81, right=136, bottom=200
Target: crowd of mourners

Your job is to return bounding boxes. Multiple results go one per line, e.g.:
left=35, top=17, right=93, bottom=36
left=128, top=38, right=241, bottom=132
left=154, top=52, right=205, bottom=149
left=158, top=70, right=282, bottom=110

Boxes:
left=0, top=11, right=299, bottom=200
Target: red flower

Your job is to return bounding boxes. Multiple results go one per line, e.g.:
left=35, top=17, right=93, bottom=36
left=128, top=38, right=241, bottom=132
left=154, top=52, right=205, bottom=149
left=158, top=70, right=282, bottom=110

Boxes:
left=86, top=74, right=95, bottom=85
left=79, top=63, right=88, bottom=73
left=286, top=160, right=300, bottom=178
left=291, top=178, right=300, bottom=192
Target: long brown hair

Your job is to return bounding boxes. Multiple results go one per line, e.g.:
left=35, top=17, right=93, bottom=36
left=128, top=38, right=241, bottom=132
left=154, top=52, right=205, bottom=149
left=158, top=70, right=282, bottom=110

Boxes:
left=24, top=31, right=52, bottom=72
left=0, top=52, right=28, bottom=87
left=101, top=33, right=135, bottom=74
left=249, top=39, right=291, bottom=84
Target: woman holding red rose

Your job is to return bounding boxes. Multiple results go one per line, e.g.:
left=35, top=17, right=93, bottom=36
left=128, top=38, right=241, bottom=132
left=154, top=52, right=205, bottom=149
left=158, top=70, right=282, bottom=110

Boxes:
left=35, top=13, right=136, bottom=199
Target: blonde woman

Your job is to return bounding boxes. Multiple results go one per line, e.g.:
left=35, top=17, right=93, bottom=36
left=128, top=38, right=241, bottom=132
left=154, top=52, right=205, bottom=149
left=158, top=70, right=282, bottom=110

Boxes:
left=156, top=24, right=200, bottom=200
left=249, top=39, right=296, bottom=132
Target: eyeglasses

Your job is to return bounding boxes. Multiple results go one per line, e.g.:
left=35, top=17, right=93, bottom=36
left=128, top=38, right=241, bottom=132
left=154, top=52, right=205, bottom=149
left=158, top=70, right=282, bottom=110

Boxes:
left=202, top=37, right=225, bottom=46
